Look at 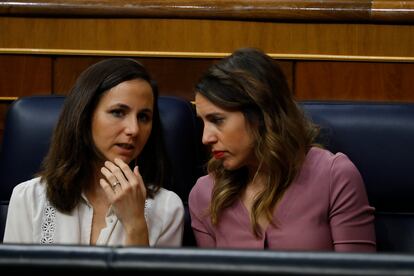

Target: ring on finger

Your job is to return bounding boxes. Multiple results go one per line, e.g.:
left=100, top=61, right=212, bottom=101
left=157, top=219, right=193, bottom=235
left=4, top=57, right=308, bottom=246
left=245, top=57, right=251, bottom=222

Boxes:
left=112, top=181, right=121, bottom=188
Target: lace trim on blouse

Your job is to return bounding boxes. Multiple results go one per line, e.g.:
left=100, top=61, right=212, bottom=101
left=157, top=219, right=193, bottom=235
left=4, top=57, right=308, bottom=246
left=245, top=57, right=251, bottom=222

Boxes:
left=144, top=199, right=150, bottom=220
left=40, top=203, right=56, bottom=244
left=39, top=199, right=151, bottom=244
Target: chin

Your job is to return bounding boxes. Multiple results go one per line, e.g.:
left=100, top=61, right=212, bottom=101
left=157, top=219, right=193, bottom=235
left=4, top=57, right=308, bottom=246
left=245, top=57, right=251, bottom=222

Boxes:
left=222, top=161, right=239, bottom=171
left=110, top=155, right=132, bottom=164
left=121, top=157, right=131, bottom=163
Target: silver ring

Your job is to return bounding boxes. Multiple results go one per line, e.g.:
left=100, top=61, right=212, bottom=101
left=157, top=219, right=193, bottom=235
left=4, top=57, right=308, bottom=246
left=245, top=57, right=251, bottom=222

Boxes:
left=112, top=181, right=120, bottom=188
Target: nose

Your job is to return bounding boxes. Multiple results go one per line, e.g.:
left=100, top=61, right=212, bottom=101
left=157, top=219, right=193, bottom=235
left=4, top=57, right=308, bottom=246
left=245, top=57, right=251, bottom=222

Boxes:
left=202, top=124, right=217, bottom=145
left=125, top=116, right=139, bottom=136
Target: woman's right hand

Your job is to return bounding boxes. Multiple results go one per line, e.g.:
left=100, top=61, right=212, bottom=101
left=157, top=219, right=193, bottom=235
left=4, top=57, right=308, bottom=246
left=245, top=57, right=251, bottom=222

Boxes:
left=100, top=158, right=149, bottom=246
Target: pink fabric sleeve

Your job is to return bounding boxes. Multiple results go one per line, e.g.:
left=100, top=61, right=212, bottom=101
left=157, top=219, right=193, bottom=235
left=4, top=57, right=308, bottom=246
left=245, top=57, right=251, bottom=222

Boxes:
left=188, top=176, right=216, bottom=247
left=329, top=154, right=376, bottom=252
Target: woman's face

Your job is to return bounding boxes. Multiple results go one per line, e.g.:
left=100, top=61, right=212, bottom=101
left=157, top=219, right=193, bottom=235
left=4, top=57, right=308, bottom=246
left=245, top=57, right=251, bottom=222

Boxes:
left=195, top=93, right=257, bottom=170
left=92, top=79, right=154, bottom=164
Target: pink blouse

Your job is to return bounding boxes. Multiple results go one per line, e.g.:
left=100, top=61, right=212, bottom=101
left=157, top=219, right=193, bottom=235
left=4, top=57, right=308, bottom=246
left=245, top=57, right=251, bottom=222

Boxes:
left=189, top=147, right=376, bottom=252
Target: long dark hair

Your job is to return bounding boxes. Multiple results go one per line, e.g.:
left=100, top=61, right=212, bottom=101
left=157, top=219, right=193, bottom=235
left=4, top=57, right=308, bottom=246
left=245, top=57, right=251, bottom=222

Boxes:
left=39, top=58, right=170, bottom=213
left=196, top=48, right=319, bottom=236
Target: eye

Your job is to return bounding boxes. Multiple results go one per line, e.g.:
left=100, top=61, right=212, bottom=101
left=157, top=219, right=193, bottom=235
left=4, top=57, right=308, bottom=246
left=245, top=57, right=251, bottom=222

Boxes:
left=210, top=115, right=224, bottom=125
left=110, top=109, right=125, bottom=118
left=138, top=112, right=152, bottom=123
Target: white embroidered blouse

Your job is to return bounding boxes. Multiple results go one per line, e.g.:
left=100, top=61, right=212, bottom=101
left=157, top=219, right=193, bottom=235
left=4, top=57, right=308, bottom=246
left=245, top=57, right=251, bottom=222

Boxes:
left=3, top=177, right=185, bottom=246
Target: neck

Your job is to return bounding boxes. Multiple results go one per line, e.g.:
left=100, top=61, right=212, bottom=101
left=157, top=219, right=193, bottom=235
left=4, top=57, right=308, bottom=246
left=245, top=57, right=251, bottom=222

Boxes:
left=84, top=173, right=110, bottom=209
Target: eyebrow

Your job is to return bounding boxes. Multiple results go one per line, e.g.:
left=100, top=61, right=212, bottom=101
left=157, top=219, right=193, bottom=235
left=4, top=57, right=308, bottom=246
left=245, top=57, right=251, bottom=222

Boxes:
left=111, top=103, right=153, bottom=113
left=139, top=108, right=153, bottom=114
left=203, top=112, right=223, bottom=120
left=111, top=103, right=130, bottom=109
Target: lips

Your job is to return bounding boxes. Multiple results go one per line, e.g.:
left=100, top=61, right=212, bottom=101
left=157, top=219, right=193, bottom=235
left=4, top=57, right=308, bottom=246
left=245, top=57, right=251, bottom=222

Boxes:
left=117, top=143, right=134, bottom=150
left=213, top=151, right=225, bottom=159
left=115, top=143, right=136, bottom=156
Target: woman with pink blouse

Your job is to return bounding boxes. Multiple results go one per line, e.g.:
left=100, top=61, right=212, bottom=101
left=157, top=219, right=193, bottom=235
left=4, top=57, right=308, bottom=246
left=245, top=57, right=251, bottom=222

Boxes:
left=189, top=48, right=376, bottom=252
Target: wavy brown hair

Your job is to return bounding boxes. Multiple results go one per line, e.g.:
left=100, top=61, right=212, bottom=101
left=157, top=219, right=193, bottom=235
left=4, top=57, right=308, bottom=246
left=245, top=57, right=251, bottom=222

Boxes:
left=39, top=58, right=170, bottom=213
left=195, top=48, right=320, bottom=237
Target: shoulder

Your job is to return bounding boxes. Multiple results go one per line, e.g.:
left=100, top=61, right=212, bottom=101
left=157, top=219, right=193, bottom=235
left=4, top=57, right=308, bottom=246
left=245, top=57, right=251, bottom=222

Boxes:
left=302, top=147, right=363, bottom=187
left=10, top=177, right=46, bottom=202
left=307, top=147, right=365, bottom=194
left=306, top=147, right=358, bottom=172
left=189, top=174, right=214, bottom=197
left=7, top=177, right=47, bottom=219
left=149, top=187, right=184, bottom=215
left=153, top=187, right=183, bottom=206
left=305, top=147, right=335, bottom=163
left=188, top=174, right=214, bottom=208
left=309, top=147, right=361, bottom=178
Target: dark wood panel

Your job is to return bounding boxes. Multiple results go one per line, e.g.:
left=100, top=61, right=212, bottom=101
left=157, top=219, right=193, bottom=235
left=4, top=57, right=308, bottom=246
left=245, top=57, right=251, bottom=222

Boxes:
left=53, top=57, right=218, bottom=100
left=0, top=55, right=52, bottom=97
left=2, top=18, right=414, bottom=60
left=53, top=57, right=106, bottom=95
left=54, top=56, right=293, bottom=101
left=137, top=58, right=218, bottom=101
left=1, top=0, right=413, bottom=23
left=294, top=61, right=414, bottom=102
left=144, top=58, right=292, bottom=101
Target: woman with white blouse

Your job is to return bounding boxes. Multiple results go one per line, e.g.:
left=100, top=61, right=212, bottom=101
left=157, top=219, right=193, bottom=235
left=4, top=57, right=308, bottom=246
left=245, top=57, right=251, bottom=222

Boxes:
left=3, top=58, right=184, bottom=246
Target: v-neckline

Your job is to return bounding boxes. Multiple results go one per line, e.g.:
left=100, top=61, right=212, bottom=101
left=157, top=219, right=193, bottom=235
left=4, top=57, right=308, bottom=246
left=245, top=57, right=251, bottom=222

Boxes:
left=237, top=198, right=271, bottom=235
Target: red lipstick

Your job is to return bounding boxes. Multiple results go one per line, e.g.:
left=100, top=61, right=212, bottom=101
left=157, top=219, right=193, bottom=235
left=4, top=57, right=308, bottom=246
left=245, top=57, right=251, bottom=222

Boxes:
left=213, top=151, right=225, bottom=159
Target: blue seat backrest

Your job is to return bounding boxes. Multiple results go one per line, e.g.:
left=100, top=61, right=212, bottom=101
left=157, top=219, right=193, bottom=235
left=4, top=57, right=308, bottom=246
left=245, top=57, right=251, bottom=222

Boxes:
left=301, top=101, right=414, bottom=252
left=0, top=95, right=204, bottom=245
